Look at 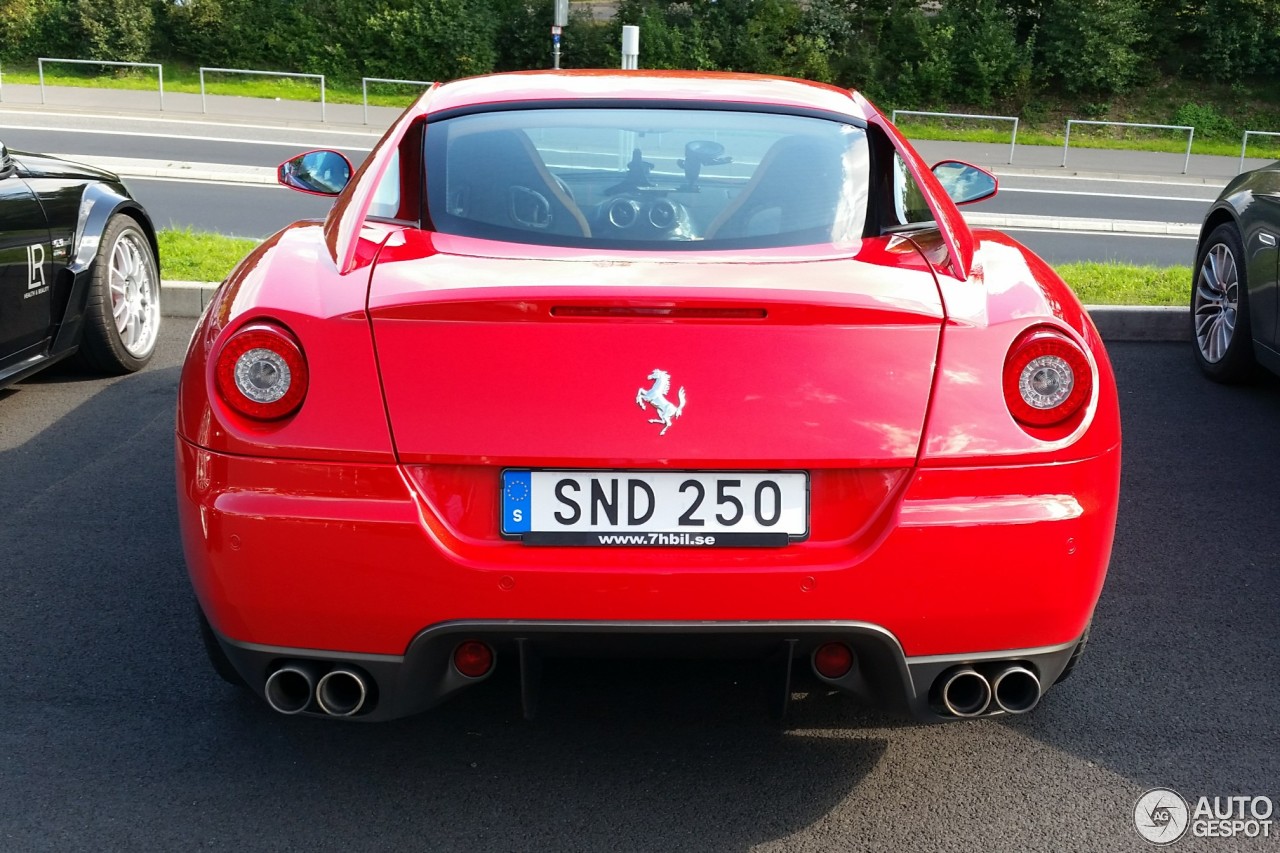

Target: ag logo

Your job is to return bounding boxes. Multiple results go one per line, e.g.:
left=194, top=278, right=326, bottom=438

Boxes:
left=27, top=244, right=45, bottom=291
left=1135, top=788, right=1190, bottom=845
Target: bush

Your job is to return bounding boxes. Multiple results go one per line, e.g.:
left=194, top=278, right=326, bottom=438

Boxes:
left=1173, top=103, right=1239, bottom=141
left=70, top=0, right=154, bottom=62
left=938, top=0, right=1034, bottom=107
left=362, top=1, right=499, bottom=81
left=1038, top=0, right=1146, bottom=96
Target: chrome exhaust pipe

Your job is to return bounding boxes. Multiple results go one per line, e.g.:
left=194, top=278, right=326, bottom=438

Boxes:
left=316, top=668, right=368, bottom=717
left=938, top=666, right=992, bottom=717
left=264, top=663, right=319, bottom=715
left=991, top=665, right=1041, bottom=714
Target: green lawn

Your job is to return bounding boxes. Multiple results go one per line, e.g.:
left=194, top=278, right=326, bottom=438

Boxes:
left=156, top=228, right=1189, bottom=305
left=1055, top=262, right=1188, bottom=306
left=895, top=121, right=1280, bottom=161
left=157, top=229, right=258, bottom=282
left=2, top=63, right=430, bottom=108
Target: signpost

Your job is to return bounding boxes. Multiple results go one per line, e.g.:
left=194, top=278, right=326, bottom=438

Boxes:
left=553, top=0, right=569, bottom=69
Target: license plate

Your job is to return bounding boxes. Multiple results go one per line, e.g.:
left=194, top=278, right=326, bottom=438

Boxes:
left=501, top=470, right=809, bottom=547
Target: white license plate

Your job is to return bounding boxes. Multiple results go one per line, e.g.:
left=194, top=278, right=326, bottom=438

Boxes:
left=501, top=470, right=809, bottom=547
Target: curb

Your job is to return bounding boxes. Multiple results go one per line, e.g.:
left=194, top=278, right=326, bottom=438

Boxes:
left=163, top=281, right=218, bottom=318
left=1083, top=305, right=1188, bottom=342
left=158, top=282, right=1188, bottom=342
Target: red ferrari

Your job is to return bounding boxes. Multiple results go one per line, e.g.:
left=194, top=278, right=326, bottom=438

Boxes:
left=177, top=71, right=1120, bottom=722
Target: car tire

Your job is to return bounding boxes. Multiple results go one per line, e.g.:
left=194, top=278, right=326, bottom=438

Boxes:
left=1192, top=223, right=1256, bottom=383
left=1054, top=623, right=1090, bottom=685
left=74, top=214, right=161, bottom=374
left=197, top=604, right=247, bottom=688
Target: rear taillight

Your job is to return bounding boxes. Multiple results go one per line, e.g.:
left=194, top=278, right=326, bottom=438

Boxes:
left=214, top=323, right=309, bottom=420
left=1002, top=328, right=1092, bottom=428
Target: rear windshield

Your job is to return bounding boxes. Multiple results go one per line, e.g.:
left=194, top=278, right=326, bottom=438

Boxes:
left=424, top=107, right=870, bottom=251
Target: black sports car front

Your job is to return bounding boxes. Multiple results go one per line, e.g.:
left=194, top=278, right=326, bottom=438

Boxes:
left=0, top=140, right=160, bottom=390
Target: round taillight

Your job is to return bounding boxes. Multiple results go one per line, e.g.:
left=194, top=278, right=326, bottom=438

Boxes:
left=1002, top=328, right=1093, bottom=428
left=813, top=642, right=854, bottom=679
left=453, top=641, right=494, bottom=679
left=214, top=323, right=309, bottom=420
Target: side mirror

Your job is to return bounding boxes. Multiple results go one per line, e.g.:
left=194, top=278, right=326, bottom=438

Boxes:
left=278, top=149, right=353, bottom=196
left=931, top=160, right=997, bottom=206
left=0, top=141, right=14, bottom=180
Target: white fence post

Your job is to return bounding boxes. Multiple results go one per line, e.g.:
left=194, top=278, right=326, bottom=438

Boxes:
left=360, top=77, right=433, bottom=125
left=1239, top=130, right=1280, bottom=173
left=37, top=58, right=164, bottom=110
left=198, top=67, right=326, bottom=121
left=1062, top=119, right=1195, bottom=174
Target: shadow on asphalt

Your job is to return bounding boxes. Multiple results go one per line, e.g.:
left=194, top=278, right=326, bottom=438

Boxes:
left=0, top=348, right=884, bottom=851
left=997, top=344, right=1280, bottom=795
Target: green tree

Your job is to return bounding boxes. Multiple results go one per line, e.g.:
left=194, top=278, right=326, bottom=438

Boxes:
left=936, top=0, right=1033, bottom=107
left=1038, top=0, right=1146, bottom=95
left=70, top=0, right=154, bottom=62
left=362, top=0, right=499, bottom=81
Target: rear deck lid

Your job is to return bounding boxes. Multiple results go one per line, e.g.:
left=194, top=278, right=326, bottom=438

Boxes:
left=367, top=233, right=943, bottom=468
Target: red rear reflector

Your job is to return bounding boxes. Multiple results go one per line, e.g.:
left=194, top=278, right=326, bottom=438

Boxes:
left=453, top=641, right=494, bottom=678
left=813, top=642, right=854, bottom=679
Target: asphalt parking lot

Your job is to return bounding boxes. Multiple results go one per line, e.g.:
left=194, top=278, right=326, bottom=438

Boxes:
left=1, top=320, right=1277, bottom=852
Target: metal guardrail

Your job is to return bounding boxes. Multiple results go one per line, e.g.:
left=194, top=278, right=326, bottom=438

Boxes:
left=360, top=77, right=432, bottom=125
left=1240, top=130, right=1280, bottom=173
left=200, top=66, right=326, bottom=121
left=891, top=110, right=1020, bottom=164
left=1063, top=120, right=1194, bottom=174
left=38, top=57, right=163, bottom=109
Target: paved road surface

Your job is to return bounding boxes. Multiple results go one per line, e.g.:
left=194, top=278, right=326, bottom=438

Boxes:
left=1, top=321, right=1276, bottom=851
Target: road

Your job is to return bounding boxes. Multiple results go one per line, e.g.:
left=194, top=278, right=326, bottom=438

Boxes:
left=0, top=109, right=1221, bottom=265
left=1, top=321, right=1277, bottom=851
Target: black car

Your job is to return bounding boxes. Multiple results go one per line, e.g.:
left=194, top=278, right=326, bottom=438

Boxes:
left=1192, top=159, right=1280, bottom=381
left=1, top=139, right=160, bottom=390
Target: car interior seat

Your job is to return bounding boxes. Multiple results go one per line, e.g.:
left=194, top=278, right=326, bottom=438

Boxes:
left=704, top=135, right=847, bottom=242
left=444, top=129, right=591, bottom=239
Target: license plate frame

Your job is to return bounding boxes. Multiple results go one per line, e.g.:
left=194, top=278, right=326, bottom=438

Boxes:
left=500, top=469, right=810, bottom=547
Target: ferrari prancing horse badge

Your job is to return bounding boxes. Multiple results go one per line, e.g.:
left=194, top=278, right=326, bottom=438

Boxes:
left=635, top=369, right=686, bottom=436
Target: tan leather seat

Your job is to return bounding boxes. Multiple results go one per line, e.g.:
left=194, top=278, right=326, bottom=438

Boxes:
left=445, top=129, right=591, bottom=238
left=705, top=135, right=846, bottom=242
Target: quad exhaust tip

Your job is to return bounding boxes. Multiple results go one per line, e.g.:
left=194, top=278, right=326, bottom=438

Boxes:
left=264, top=662, right=372, bottom=717
left=939, top=666, right=991, bottom=717
left=264, top=663, right=318, bottom=715
left=991, top=665, right=1041, bottom=715
left=316, top=668, right=369, bottom=717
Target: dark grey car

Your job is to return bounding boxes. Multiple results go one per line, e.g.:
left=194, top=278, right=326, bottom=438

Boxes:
left=1193, top=159, right=1280, bottom=381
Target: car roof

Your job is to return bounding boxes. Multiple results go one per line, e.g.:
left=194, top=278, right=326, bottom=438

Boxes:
left=420, top=70, right=869, bottom=120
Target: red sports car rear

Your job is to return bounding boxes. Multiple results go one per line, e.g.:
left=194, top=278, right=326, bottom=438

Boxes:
left=177, top=71, right=1120, bottom=722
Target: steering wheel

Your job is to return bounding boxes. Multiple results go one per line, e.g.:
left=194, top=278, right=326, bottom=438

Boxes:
left=508, top=186, right=552, bottom=230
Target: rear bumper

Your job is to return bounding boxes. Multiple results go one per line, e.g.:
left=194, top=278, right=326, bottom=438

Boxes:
left=209, top=618, right=1081, bottom=722
left=178, top=435, right=1117, bottom=719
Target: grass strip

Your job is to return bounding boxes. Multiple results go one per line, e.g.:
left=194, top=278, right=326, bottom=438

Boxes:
left=154, top=228, right=1191, bottom=306
left=2, top=65, right=427, bottom=109
left=157, top=228, right=258, bottom=282
left=1055, top=262, right=1189, bottom=306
